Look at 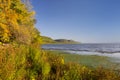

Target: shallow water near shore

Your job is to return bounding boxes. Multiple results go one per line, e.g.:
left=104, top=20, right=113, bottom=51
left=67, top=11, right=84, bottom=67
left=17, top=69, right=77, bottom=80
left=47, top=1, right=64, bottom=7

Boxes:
left=45, top=50, right=120, bottom=69
left=42, top=44, right=120, bottom=63
left=65, top=50, right=120, bottom=64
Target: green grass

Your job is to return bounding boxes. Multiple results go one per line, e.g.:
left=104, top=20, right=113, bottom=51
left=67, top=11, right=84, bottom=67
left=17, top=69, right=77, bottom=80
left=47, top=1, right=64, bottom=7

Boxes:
left=45, top=50, right=120, bottom=69
left=1, top=45, right=120, bottom=80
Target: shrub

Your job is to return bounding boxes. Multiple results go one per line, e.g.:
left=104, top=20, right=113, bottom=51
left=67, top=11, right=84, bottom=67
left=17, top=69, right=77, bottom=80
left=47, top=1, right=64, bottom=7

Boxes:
left=0, top=45, right=120, bottom=80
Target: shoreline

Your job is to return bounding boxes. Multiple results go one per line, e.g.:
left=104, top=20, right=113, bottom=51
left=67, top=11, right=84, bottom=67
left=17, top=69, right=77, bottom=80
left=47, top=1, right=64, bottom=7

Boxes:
left=44, top=50, right=120, bottom=69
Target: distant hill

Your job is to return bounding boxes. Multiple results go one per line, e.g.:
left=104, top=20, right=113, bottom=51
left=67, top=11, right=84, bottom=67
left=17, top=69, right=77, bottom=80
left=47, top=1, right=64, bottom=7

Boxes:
left=41, top=36, right=80, bottom=44
left=41, top=36, right=56, bottom=44
left=54, top=39, right=80, bottom=44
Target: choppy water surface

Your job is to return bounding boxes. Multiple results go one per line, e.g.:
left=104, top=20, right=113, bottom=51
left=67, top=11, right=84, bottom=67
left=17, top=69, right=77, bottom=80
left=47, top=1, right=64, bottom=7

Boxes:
left=42, top=44, right=120, bottom=63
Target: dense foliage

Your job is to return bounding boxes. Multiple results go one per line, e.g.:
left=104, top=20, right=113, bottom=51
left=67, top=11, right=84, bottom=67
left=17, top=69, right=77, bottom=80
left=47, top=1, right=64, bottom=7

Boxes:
left=0, top=0, right=120, bottom=80
left=0, top=0, right=41, bottom=44
left=1, top=45, right=120, bottom=80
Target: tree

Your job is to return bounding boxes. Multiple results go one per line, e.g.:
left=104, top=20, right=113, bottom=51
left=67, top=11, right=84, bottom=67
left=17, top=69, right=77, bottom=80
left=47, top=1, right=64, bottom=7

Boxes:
left=0, top=0, right=40, bottom=44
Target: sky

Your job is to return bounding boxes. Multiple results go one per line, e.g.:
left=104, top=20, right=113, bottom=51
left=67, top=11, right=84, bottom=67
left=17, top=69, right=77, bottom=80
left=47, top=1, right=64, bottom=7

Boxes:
left=31, top=0, right=120, bottom=43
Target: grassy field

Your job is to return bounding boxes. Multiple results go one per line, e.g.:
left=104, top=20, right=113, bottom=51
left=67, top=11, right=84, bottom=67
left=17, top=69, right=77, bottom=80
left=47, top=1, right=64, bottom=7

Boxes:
left=45, top=50, right=120, bottom=69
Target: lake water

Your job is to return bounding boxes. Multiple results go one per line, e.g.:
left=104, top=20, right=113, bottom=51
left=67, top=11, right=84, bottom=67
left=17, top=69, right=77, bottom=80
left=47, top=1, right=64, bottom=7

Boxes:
left=42, top=44, right=120, bottom=63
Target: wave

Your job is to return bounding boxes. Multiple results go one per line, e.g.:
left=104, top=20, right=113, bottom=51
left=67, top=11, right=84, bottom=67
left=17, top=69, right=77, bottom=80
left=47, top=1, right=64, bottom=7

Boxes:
left=42, top=47, right=120, bottom=54
left=42, top=44, right=120, bottom=63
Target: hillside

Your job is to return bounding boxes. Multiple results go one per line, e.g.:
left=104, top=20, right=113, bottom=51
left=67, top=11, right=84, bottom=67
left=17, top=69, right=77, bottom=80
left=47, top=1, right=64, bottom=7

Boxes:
left=41, top=36, right=57, bottom=44
left=42, top=36, right=80, bottom=44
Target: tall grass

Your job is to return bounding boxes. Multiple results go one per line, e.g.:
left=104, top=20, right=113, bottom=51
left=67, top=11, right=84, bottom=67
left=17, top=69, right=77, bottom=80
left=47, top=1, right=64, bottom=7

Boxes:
left=0, top=44, right=27, bottom=80
left=0, top=44, right=120, bottom=80
left=46, top=50, right=120, bottom=69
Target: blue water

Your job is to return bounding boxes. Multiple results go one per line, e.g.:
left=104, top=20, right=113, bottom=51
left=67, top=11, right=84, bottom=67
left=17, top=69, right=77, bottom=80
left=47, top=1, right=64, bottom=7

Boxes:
left=42, top=44, right=120, bottom=53
left=42, top=44, right=120, bottom=62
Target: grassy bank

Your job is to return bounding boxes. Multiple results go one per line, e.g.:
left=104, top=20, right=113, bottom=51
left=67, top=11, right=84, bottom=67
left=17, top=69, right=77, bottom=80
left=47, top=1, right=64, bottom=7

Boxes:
left=44, top=50, right=120, bottom=69
left=1, top=44, right=120, bottom=80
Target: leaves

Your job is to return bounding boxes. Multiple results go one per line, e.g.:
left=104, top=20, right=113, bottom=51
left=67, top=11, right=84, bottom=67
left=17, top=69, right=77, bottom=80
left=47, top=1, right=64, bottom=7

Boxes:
left=0, top=0, right=40, bottom=44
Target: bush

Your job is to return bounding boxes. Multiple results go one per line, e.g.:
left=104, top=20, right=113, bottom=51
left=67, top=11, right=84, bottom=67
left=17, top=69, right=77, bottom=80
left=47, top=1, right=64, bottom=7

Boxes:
left=0, top=44, right=120, bottom=80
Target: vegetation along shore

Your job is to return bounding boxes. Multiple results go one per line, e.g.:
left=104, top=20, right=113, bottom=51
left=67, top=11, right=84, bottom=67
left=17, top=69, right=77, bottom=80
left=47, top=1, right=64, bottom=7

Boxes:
left=0, top=0, right=120, bottom=80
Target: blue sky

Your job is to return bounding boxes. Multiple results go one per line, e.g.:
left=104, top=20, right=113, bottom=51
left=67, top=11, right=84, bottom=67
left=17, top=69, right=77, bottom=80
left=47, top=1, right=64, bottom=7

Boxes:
left=31, top=0, right=120, bottom=43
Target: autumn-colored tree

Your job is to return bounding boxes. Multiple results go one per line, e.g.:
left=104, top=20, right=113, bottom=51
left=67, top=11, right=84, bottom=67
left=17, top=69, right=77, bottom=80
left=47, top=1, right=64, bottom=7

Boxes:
left=0, top=0, right=40, bottom=44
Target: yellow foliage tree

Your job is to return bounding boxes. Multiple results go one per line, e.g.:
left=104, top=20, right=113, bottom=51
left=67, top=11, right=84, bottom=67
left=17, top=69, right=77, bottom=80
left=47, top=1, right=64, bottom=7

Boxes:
left=0, top=0, right=41, bottom=44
